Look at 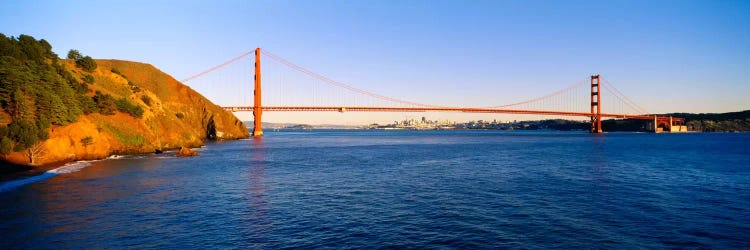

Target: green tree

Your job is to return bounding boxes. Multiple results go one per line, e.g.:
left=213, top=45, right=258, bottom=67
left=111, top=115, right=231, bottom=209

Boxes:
left=38, top=39, right=56, bottom=59
left=82, top=74, right=94, bottom=84
left=0, top=136, right=12, bottom=154
left=8, top=120, right=38, bottom=150
left=67, top=49, right=82, bottom=60
left=140, top=95, right=152, bottom=106
left=11, top=89, right=34, bottom=121
left=79, top=95, right=98, bottom=114
left=111, top=67, right=123, bottom=76
left=94, top=91, right=116, bottom=115
left=0, top=34, right=88, bottom=152
left=115, top=97, right=144, bottom=118
left=75, top=56, right=97, bottom=72
left=0, top=34, right=23, bottom=59
left=37, top=93, right=68, bottom=125
left=18, top=35, right=46, bottom=62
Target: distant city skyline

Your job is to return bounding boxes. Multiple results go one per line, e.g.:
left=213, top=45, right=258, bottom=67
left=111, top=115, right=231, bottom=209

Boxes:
left=1, top=0, right=748, bottom=124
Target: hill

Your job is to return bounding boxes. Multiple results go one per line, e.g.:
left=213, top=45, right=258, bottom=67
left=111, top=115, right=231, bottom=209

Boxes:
left=597, top=111, right=750, bottom=132
left=0, top=34, right=249, bottom=169
left=674, top=110, right=750, bottom=132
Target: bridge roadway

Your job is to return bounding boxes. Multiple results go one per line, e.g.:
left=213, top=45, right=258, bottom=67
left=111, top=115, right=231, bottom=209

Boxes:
left=221, top=106, right=684, bottom=123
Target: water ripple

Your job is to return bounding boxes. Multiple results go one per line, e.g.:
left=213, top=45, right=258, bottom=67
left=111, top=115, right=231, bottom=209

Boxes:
left=0, top=131, right=748, bottom=248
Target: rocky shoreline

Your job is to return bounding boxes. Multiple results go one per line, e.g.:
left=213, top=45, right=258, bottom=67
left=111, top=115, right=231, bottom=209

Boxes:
left=0, top=144, right=204, bottom=179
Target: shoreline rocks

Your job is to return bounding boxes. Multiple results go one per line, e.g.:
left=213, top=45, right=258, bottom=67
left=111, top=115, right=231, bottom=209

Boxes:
left=175, top=147, right=199, bottom=157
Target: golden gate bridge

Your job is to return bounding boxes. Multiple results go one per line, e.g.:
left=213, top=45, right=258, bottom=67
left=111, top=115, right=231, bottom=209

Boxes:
left=181, top=48, right=685, bottom=136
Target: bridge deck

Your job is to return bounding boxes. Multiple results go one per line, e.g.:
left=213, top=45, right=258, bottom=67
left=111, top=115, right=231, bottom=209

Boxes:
left=222, top=106, right=684, bottom=122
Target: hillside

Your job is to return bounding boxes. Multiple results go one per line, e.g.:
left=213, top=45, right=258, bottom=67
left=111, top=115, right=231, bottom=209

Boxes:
left=597, top=111, right=750, bottom=132
left=675, top=110, right=750, bottom=132
left=0, top=34, right=249, bottom=169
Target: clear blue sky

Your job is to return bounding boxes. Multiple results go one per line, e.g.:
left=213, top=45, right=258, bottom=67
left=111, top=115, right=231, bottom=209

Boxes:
left=1, top=0, right=748, bottom=124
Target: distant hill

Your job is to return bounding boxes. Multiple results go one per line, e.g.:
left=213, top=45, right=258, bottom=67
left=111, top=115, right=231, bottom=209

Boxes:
left=602, top=110, right=750, bottom=132
left=248, top=109, right=750, bottom=133
left=1, top=34, right=249, bottom=169
left=673, top=110, right=750, bottom=132
left=245, top=121, right=361, bottom=130
left=667, top=110, right=750, bottom=121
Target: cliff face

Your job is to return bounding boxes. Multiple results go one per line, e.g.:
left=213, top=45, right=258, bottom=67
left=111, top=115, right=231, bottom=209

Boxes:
left=1, top=59, right=249, bottom=166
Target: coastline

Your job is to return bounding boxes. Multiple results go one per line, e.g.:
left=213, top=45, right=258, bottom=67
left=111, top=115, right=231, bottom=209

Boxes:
left=0, top=139, right=227, bottom=192
left=0, top=142, right=212, bottom=181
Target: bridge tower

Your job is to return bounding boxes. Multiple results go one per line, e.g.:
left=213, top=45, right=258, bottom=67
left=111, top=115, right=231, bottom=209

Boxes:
left=252, top=48, right=263, bottom=136
left=590, top=74, right=602, bottom=133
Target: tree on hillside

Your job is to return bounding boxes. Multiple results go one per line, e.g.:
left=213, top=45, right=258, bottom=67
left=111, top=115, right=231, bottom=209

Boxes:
left=38, top=39, right=56, bottom=59
left=115, top=97, right=144, bottom=118
left=82, top=74, right=94, bottom=84
left=0, top=137, right=13, bottom=154
left=67, top=48, right=97, bottom=71
left=18, top=35, right=49, bottom=63
left=79, top=95, right=98, bottom=114
left=36, top=92, right=68, bottom=125
left=25, top=141, right=46, bottom=165
left=76, top=56, right=97, bottom=72
left=8, top=120, right=38, bottom=151
left=67, top=49, right=82, bottom=60
left=10, top=89, right=34, bottom=121
left=93, top=91, right=116, bottom=115
left=0, top=34, right=98, bottom=153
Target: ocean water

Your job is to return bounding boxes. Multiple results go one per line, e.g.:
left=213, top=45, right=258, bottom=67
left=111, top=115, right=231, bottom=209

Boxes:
left=0, top=130, right=748, bottom=248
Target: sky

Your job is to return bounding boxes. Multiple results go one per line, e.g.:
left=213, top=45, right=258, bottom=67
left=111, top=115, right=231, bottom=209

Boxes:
left=1, top=0, right=749, bottom=124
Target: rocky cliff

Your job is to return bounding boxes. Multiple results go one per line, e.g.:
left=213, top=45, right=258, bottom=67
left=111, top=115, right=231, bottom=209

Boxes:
left=1, top=59, right=249, bottom=166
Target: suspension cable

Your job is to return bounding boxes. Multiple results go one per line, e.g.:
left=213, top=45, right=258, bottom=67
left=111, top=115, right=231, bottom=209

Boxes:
left=181, top=51, right=254, bottom=83
left=602, top=80, right=649, bottom=114
left=261, top=49, right=442, bottom=108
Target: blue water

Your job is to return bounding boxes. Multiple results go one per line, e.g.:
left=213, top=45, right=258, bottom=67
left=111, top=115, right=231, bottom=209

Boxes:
left=1, top=130, right=748, bottom=248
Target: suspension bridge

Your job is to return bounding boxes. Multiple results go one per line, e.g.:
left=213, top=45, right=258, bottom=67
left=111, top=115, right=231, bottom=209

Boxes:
left=181, top=48, right=685, bottom=136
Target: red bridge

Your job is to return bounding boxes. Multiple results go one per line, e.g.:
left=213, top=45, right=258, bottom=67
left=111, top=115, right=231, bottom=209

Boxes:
left=182, top=48, right=685, bottom=136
